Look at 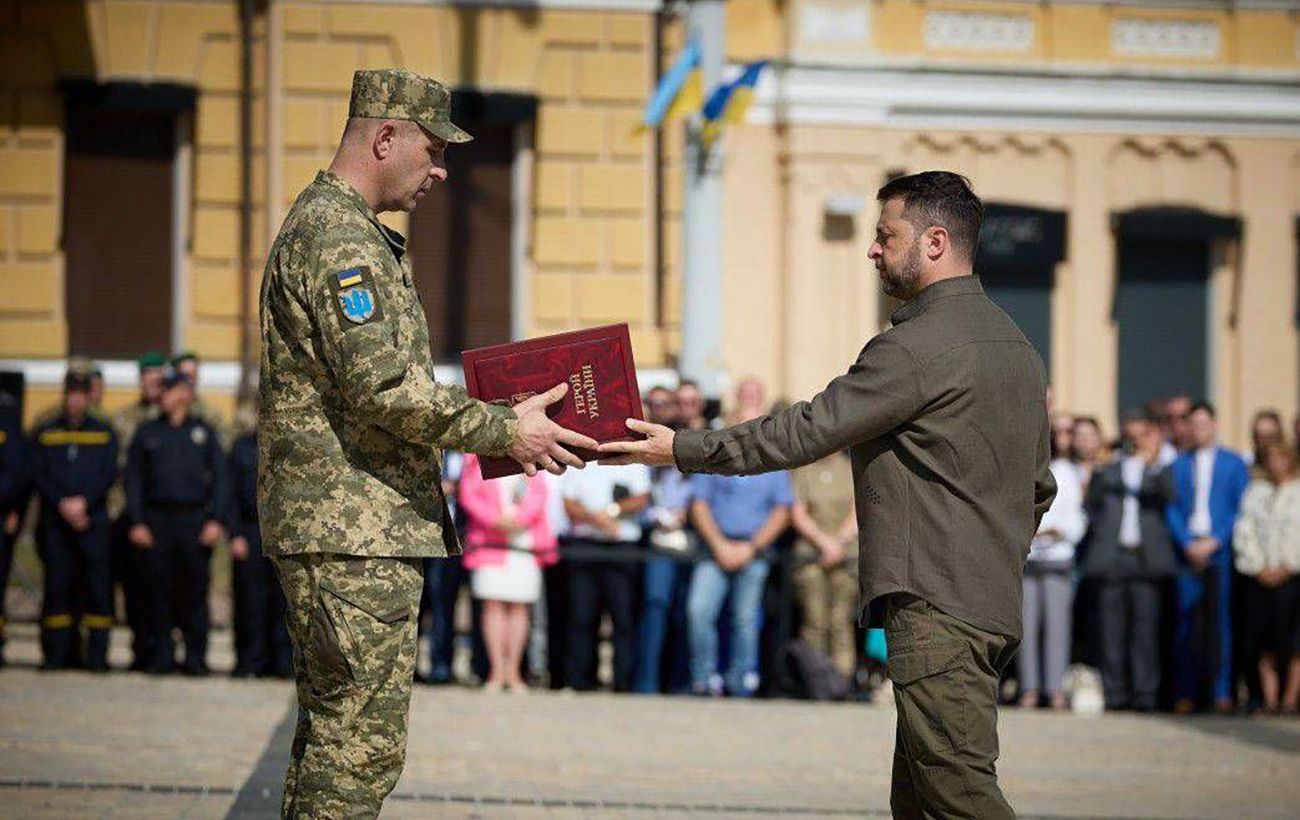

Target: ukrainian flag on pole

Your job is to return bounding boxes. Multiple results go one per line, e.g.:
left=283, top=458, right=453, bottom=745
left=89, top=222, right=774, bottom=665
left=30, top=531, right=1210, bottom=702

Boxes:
left=700, top=60, right=769, bottom=145
left=640, top=40, right=703, bottom=130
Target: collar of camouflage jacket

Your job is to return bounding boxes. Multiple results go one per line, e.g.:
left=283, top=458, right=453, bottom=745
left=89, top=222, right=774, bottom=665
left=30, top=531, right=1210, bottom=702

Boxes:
left=314, top=170, right=409, bottom=259
left=890, top=273, right=985, bottom=326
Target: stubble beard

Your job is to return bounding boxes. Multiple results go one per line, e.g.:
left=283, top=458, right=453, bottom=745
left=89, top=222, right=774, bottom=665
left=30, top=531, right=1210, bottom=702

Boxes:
left=880, top=240, right=923, bottom=300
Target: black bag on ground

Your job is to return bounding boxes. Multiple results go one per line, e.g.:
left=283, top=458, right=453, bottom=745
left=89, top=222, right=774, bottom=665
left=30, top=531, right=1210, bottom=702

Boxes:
left=776, top=639, right=851, bottom=701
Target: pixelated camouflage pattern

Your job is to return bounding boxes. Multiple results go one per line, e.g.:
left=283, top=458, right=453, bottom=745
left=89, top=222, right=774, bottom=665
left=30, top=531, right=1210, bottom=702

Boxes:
left=258, top=170, right=517, bottom=558
left=273, top=554, right=423, bottom=819
left=348, top=69, right=473, bottom=144
left=107, top=400, right=158, bottom=518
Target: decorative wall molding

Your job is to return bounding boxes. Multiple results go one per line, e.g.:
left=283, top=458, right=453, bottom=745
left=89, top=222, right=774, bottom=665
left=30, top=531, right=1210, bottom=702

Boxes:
left=750, top=64, right=1300, bottom=137
left=924, top=11, right=1036, bottom=53
left=800, top=2, right=871, bottom=45
left=1111, top=18, right=1222, bottom=59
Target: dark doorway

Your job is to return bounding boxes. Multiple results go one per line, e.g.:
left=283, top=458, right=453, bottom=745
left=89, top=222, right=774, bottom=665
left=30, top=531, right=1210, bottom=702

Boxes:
left=1111, top=207, right=1241, bottom=414
left=976, top=204, right=1066, bottom=374
left=1115, top=237, right=1211, bottom=413
left=408, top=123, right=514, bottom=359
left=61, top=82, right=194, bottom=358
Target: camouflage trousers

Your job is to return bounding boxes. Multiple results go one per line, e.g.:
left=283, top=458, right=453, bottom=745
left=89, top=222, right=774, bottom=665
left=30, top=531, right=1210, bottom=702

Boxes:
left=793, top=557, right=859, bottom=678
left=273, top=554, right=424, bottom=820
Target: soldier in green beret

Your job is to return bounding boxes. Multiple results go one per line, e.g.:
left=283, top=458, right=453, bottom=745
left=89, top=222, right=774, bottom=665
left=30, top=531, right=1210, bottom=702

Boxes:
left=259, top=68, right=597, bottom=819
left=110, top=351, right=166, bottom=670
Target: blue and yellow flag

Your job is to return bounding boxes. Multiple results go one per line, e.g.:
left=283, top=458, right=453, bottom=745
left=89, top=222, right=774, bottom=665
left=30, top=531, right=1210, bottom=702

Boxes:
left=700, top=60, right=769, bottom=145
left=640, top=40, right=702, bottom=130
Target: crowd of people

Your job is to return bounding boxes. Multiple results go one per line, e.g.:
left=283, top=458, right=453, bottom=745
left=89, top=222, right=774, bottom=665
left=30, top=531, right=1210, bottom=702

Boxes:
left=1026, top=397, right=1300, bottom=714
left=2, top=354, right=1298, bottom=714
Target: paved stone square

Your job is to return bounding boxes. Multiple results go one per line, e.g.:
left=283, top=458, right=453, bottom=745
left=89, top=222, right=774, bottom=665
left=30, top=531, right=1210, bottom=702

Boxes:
left=1, top=623, right=1298, bottom=819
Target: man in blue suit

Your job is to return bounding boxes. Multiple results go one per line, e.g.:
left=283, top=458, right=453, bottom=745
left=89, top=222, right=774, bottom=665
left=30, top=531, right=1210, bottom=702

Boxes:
left=1165, top=401, right=1250, bottom=712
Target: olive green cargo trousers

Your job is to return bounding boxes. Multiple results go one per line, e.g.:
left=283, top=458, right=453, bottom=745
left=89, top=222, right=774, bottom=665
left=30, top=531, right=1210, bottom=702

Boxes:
left=885, top=593, right=1019, bottom=819
left=274, top=555, right=424, bottom=820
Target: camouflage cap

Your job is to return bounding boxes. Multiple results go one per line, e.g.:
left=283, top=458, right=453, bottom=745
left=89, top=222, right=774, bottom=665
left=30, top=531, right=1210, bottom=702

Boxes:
left=66, top=356, right=96, bottom=378
left=348, top=69, right=472, bottom=144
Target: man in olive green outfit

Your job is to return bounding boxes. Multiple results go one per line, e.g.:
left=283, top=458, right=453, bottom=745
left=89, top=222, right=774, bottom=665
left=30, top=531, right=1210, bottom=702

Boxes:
left=603, top=172, right=1056, bottom=818
left=259, top=69, right=597, bottom=819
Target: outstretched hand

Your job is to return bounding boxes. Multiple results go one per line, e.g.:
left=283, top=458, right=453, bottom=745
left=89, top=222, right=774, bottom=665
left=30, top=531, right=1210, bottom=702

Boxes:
left=597, top=418, right=677, bottom=467
left=507, top=382, right=600, bottom=476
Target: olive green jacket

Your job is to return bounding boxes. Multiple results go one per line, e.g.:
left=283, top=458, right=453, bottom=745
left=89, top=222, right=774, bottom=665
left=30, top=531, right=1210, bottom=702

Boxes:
left=675, top=275, right=1055, bottom=638
left=258, top=171, right=517, bottom=558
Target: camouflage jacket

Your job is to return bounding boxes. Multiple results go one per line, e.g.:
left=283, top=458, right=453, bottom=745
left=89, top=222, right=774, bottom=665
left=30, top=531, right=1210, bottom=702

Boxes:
left=257, top=171, right=517, bottom=558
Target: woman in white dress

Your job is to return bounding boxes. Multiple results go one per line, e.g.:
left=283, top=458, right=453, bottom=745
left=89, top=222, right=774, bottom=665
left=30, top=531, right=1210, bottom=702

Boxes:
left=459, top=454, right=557, bottom=693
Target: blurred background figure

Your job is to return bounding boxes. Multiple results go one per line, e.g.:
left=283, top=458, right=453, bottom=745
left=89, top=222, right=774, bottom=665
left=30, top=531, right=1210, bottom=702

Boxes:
left=686, top=381, right=793, bottom=698
left=423, top=449, right=470, bottom=686
left=1164, top=395, right=1195, bottom=455
left=29, top=369, right=118, bottom=671
left=675, top=380, right=710, bottom=432
left=0, top=406, right=26, bottom=668
left=459, top=454, right=556, bottom=693
left=634, top=386, right=693, bottom=695
left=1232, top=443, right=1300, bottom=714
left=1248, top=410, right=1285, bottom=470
left=1082, top=409, right=1177, bottom=712
left=1166, top=402, right=1250, bottom=713
left=125, top=369, right=229, bottom=676
left=1050, top=410, right=1075, bottom=463
left=1070, top=416, right=1106, bottom=489
left=110, top=351, right=165, bottom=671
left=228, top=400, right=291, bottom=679
left=790, top=450, right=858, bottom=680
left=1019, top=417, right=1087, bottom=710
left=561, top=460, right=651, bottom=692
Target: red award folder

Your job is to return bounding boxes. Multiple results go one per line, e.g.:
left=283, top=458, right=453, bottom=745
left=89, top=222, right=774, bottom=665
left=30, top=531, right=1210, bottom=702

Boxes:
left=462, top=323, right=646, bottom=479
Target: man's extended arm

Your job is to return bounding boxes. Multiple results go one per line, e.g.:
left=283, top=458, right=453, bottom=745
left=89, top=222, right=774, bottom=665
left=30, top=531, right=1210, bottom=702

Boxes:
left=673, top=335, right=924, bottom=476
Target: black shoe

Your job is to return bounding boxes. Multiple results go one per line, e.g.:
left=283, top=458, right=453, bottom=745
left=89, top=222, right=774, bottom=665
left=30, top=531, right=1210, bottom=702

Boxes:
left=231, top=666, right=254, bottom=679
left=181, top=663, right=211, bottom=678
left=148, top=663, right=174, bottom=676
left=40, top=660, right=67, bottom=672
left=86, top=661, right=110, bottom=674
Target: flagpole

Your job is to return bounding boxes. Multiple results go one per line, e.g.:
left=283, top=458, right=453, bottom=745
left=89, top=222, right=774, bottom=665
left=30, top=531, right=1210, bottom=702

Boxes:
left=680, top=0, right=726, bottom=401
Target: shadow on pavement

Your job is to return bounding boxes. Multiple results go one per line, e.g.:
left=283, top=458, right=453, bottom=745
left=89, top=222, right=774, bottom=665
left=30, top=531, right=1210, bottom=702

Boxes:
left=225, top=700, right=295, bottom=819
left=1153, top=713, right=1300, bottom=756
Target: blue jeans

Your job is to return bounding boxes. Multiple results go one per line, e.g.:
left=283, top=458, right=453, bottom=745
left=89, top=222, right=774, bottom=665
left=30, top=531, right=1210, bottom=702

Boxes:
left=687, top=557, right=770, bottom=696
left=633, top=557, right=691, bottom=694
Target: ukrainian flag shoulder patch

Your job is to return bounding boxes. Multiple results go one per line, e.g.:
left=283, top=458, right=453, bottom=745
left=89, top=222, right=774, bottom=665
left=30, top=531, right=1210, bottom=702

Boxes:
left=336, top=267, right=365, bottom=288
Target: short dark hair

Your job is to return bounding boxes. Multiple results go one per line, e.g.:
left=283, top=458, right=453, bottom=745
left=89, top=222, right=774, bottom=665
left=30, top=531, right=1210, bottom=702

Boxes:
left=1190, top=400, right=1216, bottom=419
left=876, top=171, right=984, bottom=260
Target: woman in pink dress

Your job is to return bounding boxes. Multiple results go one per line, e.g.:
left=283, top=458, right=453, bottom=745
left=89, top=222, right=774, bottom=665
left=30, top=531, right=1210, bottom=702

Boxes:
left=459, top=454, right=558, bottom=692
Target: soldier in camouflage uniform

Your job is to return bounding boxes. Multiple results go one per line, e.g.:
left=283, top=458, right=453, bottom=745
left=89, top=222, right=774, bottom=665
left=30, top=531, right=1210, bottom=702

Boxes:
left=259, top=69, right=597, bottom=819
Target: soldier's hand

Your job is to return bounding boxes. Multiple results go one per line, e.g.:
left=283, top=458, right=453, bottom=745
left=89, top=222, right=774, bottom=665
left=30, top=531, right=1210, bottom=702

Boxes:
left=507, top=382, right=599, bottom=476
left=3, top=511, right=17, bottom=537
left=129, top=524, right=154, bottom=549
left=58, top=496, right=89, bottom=529
left=229, top=536, right=250, bottom=561
left=597, top=419, right=674, bottom=467
left=200, top=521, right=225, bottom=548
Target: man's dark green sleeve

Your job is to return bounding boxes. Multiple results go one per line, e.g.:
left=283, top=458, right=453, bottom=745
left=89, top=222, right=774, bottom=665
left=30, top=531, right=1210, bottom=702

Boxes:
left=673, top=335, right=924, bottom=476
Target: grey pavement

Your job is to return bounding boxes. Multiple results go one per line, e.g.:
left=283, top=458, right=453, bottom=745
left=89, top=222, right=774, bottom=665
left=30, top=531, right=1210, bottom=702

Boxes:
left=1, top=623, right=1298, bottom=819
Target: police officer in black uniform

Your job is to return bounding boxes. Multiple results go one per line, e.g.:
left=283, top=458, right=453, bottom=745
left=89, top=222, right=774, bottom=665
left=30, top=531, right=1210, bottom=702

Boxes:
left=228, top=404, right=292, bottom=678
left=29, top=371, right=119, bottom=671
left=0, top=402, right=30, bottom=668
left=125, top=368, right=229, bottom=675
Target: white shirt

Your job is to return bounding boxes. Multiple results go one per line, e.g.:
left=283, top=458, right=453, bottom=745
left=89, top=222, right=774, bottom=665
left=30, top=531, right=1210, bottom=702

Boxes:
left=1189, top=447, right=1215, bottom=537
left=561, top=463, right=651, bottom=542
left=1118, top=456, right=1147, bottom=549
left=1028, top=459, right=1088, bottom=564
left=1158, top=440, right=1179, bottom=468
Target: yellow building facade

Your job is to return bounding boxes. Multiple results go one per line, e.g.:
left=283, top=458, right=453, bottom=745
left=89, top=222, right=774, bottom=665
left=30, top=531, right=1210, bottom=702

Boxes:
left=0, top=0, right=1297, bottom=447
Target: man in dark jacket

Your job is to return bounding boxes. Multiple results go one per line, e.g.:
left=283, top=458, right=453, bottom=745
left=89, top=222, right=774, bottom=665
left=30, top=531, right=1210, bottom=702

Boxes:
left=29, top=371, right=119, bottom=670
left=228, top=405, right=292, bottom=678
left=603, top=172, right=1055, bottom=818
left=0, top=404, right=30, bottom=668
left=125, top=368, right=229, bottom=675
left=1082, top=409, right=1178, bottom=711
